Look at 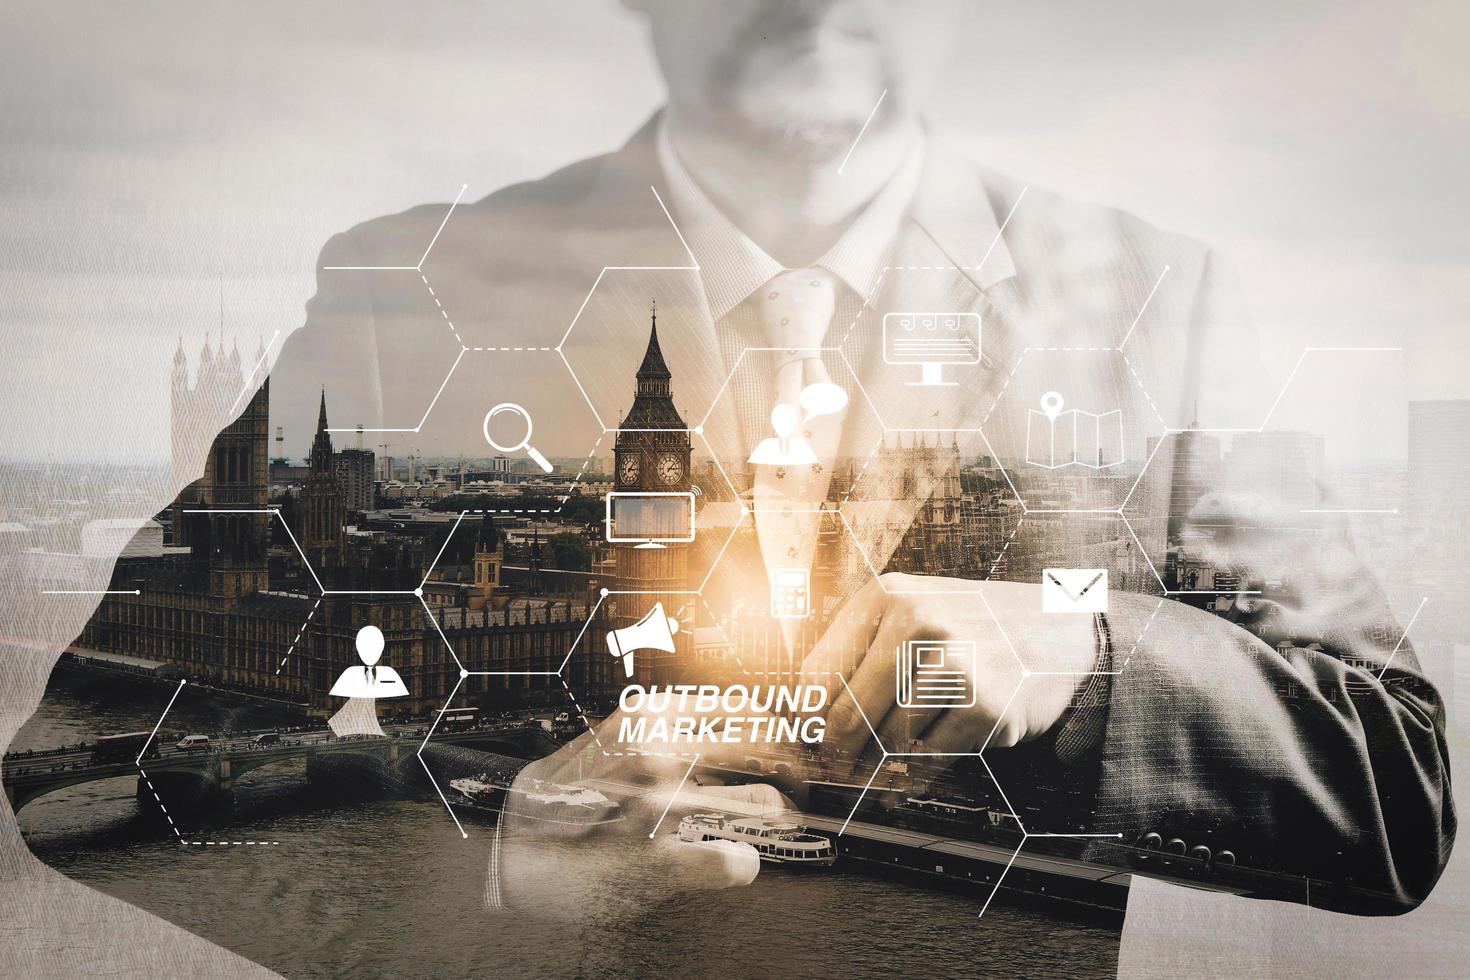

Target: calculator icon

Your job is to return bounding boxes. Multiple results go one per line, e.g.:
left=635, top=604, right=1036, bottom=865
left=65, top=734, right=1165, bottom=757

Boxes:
left=770, top=567, right=811, bottom=619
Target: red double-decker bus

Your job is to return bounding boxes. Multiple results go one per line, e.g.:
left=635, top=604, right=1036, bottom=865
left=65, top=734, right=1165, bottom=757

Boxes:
left=90, top=732, right=159, bottom=765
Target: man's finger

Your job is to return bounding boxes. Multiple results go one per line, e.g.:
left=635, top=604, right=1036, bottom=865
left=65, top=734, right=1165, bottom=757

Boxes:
left=876, top=696, right=942, bottom=755
left=798, top=575, right=887, bottom=699
left=921, top=700, right=1004, bottom=754
left=825, top=612, right=922, bottom=756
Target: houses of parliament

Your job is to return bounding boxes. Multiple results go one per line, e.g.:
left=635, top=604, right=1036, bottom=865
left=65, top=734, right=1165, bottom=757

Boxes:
left=75, top=337, right=626, bottom=716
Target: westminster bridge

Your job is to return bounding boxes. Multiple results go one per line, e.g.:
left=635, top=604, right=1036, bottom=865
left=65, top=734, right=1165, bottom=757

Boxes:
left=2, top=721, right=558, bottom=811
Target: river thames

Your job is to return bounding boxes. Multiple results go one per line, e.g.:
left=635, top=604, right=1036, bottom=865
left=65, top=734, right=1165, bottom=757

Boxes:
left=11, top=674, right=1122, bottom=978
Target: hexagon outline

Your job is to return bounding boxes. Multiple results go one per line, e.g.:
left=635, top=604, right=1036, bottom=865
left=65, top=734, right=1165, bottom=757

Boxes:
left=429, top=366, right=608, bottom=516
left=418, top=673, right=470, bottom=839
left=828, top=671, right=1031, bottom=919
left=317, top=184, right=479, bottom=434
left=976, top=346, right=1168, bottom=517
left=554, top=185, right=701, bottom=430
left=180, top=506, right=328, bottom=597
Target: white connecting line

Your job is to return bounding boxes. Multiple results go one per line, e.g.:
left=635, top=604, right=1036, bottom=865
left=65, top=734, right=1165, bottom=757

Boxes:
left=555, top=185, right=700, bottom=431
left=821, top=674, right=1127, bottom=919
left=228, top=328, right=281, bottom=414
left=648, top=754, right=701, bottom=839
left=836, top=89, right=887, bottom=175
left=321, top=184, right=468, bottom=272
left=41, top=589, right=139, bottom=595
left=1378, top=596, right=1429, bottom=680
left=320, top=184, right=473, bottom=435
left=133, top=678, right=282, bottom=847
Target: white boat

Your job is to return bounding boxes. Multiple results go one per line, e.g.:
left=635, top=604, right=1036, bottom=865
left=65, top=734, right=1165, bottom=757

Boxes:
left=677, top=813, right=836, bottom=867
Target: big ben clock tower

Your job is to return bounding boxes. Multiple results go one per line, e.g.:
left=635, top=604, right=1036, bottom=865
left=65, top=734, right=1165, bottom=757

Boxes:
left=612, top=308, right=692, bottom=596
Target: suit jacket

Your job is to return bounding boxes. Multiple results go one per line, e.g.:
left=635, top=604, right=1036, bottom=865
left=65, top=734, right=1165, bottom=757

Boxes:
left=270, top=113, right=1453, bottom=914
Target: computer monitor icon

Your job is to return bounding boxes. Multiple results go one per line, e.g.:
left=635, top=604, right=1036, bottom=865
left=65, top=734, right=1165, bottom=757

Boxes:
left=605, top=491, right=696, bottom=549
left=882, top=311, right=981, bottom=387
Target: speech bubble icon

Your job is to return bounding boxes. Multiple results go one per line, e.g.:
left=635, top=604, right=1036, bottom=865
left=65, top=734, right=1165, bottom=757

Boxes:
left=799, top=381, right=848, bottom=422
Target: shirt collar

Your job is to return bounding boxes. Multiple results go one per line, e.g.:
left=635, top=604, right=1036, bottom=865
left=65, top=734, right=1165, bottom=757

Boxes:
left=909, top=133, right=1018, bottom=293
left=656, top=116, right=925, bottom=320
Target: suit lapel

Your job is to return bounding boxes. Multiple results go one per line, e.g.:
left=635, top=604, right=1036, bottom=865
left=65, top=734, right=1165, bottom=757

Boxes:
left=555, top=115, right=726, bottom=447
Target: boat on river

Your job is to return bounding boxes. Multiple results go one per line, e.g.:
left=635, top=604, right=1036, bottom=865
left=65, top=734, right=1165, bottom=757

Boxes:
left=677, top=813, right=836, bottom=867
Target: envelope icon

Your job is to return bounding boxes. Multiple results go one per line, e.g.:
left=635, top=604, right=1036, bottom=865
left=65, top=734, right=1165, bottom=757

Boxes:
left=1042, top=568, right=1108, bottom=614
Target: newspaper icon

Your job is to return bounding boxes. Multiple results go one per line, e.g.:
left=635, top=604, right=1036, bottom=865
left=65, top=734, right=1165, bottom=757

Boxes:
left=896, top=640, right=976, bottom=708
left=1025, top=391, right=1124, bottom=470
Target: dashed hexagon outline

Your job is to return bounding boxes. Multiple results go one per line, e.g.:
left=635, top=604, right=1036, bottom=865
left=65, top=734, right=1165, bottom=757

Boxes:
left=831, top=427, right=1025, bottom=595
left=318, top=184, right=475, bottom=435
left=455, top=358, right=608, bottom=516
left=132, top=678, right=283, bottom=848
left=975, top=345, right=1168, bottom=517
left=830, top=669, right=1035, bottom=917
left=554, top=185, right=700, bottom=432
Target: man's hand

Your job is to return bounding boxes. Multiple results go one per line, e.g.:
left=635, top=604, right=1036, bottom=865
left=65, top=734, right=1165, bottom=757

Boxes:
left=801, top=574, right=1098, bottom=759
left=492, top=720, right=785, bottom=923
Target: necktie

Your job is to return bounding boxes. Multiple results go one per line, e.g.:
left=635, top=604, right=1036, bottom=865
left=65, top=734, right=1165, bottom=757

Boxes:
left=758, top=269, right=839, bottom=416
left=751, top=269, right=846, bottom=652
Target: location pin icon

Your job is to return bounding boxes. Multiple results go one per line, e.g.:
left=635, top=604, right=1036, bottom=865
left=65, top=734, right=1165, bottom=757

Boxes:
left=1040, top=391, right=1065, bottom=420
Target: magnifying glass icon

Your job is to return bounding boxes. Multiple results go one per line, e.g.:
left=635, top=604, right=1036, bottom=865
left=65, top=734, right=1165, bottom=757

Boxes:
left=482, top=402, right=553, bottom=473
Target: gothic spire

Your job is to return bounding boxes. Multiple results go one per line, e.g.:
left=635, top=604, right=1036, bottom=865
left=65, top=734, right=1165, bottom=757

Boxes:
left=310, top=388, right=334, bottom=469
left=623, top=307, right=686, bottom=428
left=636, top=309, right=671, bottom=380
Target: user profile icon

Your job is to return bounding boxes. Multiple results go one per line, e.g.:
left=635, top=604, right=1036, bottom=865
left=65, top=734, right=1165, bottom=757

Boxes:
left=329, top=625, right=409, bottom=699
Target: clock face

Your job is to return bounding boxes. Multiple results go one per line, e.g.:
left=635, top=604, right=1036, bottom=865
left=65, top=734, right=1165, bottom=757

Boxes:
left=618, top=453, right=640, bottom=485
left=656, top=452, right=685, bottom=486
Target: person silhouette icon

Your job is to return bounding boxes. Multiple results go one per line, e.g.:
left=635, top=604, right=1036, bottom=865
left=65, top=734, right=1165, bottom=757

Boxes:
left=327, top=625, right=408, bottom=738
left=329, top=625, right=409, bottom=699
left=747, top=402, right=818, bottom=466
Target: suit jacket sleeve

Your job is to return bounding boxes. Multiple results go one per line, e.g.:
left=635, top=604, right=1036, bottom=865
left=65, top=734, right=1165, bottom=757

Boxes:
left=1079, top=252, right=1454, bottom=915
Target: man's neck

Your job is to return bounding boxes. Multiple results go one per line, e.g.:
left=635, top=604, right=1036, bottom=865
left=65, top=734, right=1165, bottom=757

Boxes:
left=666, top=111, right=922, bottom=268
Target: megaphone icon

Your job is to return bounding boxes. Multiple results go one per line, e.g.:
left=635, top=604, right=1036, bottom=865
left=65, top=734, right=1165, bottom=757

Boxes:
left=605, top=602, right=680, bottom=678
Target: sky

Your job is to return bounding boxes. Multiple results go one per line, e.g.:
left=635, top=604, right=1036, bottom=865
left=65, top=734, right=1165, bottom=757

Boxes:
left=0, top=0, right=1466, bottom=464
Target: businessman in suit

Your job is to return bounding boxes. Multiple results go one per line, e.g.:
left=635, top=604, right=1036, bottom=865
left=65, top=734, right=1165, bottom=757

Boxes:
left=271, top=0, right=1452, bottom=917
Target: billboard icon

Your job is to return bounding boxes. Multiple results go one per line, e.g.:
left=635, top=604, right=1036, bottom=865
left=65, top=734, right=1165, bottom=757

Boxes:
left=895, top=639, right=976, bottom=708
left=1025, top=391, right=1124, bottom=469
left=882, top=312, right=981, bottom=387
